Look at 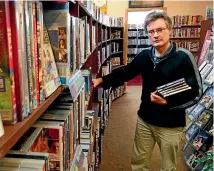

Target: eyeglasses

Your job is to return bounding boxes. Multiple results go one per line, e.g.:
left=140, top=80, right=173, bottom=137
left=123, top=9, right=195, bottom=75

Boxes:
left=147, top=27, right=167, bottom=36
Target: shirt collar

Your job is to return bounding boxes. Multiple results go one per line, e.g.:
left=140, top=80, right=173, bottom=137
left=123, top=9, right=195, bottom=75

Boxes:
left=152, top=41, right=173, bottom=58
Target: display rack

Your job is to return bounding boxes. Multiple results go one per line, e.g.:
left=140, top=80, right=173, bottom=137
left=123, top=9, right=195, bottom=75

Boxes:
left=182, top=21, right=213, bottom=171
left=0, top=1, right=125, bottom=170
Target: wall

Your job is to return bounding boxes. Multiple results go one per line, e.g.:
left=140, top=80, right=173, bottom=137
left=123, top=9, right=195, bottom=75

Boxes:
left=107, top=1, right=213, bottom=19
left=107, top=1, right=128, bottom=18
left=165, top=1, right=213, bottom=18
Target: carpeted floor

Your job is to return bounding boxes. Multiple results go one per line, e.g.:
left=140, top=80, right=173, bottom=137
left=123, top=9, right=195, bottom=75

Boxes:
left=100, top=86, right=188, bottom=171
left=127, top=75, right=142, bottom=86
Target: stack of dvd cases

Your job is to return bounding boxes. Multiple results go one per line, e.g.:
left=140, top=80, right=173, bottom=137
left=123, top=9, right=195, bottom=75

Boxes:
left=156, top=78, right=192, bottom=98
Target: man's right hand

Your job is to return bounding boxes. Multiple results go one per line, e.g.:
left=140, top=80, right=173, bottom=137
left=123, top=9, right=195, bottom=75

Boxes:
left=92, top=78, right=103, bottom=88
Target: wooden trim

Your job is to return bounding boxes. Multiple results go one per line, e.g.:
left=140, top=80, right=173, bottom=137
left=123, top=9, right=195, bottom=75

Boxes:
left=123, top=8, right=128, bottom=92
left=129, top=1, right=164, bottom=9
left=126, top=7, right=167, bottom=12
left=173, top=24, right=201, bottom=28
left=123, top=8, right=128, bottom=66
left=171, top=37, right=200, bottom=39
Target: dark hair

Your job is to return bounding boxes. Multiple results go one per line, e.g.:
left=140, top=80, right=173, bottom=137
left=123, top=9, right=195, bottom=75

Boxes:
left=144, top=10, right=172, bottom=32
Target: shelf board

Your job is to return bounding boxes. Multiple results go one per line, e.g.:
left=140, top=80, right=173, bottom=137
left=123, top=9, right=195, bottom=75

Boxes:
left=101, top=55, right=111, bottom=65
left=173, top=24, right=201, bottom=28
left=171, top=37, right=200, bottom=39
left=128, top=28, right=144, bottom=31
left=128, top=36, right=148, bottom=39
left=128, top=44, right=151, bottom=47
left=81, top=53, right=92, bottom=68
left=76, top=2, right=124, bottom=30
left=101, top=40, right=106, bottom=44
left=85, top=53, right=92, bottom=61
left=101, top=39, right=111, bottom=44
left=111, top=38, right=123, bottom=41
left=111, top=51, right=123, bottom=55
left=92, top=16, right=98, bottom=22
left=111, top=65, right=124, bottom=71
left=78, top=2, right=91, bottom=17
left=102, top=23, right=108, bottom=28
left=97, top=55, right=112, bottom=75
left=111, top=26, right=123, bottom=29
left=0, top=86, right=64, bottom=159
left=92, top=46, right=97, bottom=53
left=98, top=42, right=102, bottom=47
left=92, top=16, right=122, bottom=29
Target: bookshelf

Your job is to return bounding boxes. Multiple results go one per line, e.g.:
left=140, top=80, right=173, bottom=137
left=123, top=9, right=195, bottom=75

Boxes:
left=182, top=23, right=213, bottom=170
left=127, top=26, right=150, bottom=64
left=0, top=86, right=64, bottom=159
left=0, top=0, right=125, bottom=170
left=171, top=15, right=203, bottom=61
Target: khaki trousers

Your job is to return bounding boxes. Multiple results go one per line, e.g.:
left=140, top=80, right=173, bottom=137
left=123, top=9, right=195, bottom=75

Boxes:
left=131, top=117, right=184, bottom=171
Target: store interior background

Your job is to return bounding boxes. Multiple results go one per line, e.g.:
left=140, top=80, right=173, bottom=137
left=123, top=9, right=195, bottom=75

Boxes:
left=107, top=1, right=213, bottom=19
left=100, top=1, right=213, bottom=171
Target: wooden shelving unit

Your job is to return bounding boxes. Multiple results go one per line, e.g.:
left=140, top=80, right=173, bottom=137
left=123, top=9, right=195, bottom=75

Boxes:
left=171, top=15, right=203, bottom=60
left=0, top=86, right=64, bottom=159
left=0, top=2, right=125, bottom=169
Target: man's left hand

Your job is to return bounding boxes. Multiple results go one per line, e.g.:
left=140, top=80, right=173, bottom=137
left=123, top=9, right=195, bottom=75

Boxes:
left=150, top=91, right=167, bottom=105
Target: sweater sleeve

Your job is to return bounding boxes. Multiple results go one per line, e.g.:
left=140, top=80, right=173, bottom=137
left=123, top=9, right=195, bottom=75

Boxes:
left=166, top=49, right=203, bottom=110
left=101, top=51, right=145, bottom=90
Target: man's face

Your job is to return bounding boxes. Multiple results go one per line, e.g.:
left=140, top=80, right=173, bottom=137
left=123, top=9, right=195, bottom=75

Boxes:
left=147, top=18, right=171, bottom=48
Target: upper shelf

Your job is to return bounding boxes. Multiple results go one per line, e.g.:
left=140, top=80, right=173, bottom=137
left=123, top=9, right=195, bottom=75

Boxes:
left=0, top=86, right=64, bottom=159
left=172, top=24, right=201, bottom=28
left=78, top=1, right=91, bottom=17
left=111, top=38, right=123, bottom=41
left=171, top=37, right=200, bottom=39
left=111, top=26, right=123, bottom=29
left=78, top=2, right=123, bottom=29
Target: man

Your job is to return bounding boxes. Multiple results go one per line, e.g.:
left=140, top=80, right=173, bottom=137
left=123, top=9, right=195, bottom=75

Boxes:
left=93, top=10, right=202, bottom=171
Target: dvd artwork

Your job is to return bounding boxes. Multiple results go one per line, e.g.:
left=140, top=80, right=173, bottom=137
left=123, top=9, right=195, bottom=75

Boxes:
left=196, top=110, right=212, bottom=128
left=29, top=128, right=61, bottom=171
left=199, top=87, right=213, bottom=109
left=186, top=124, right=200, bottom=141
left=192, top=131, right=209, bottom=150
left=204, top=68, right=214, bottom=84
left=188, top=104, right=205, bottom=121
